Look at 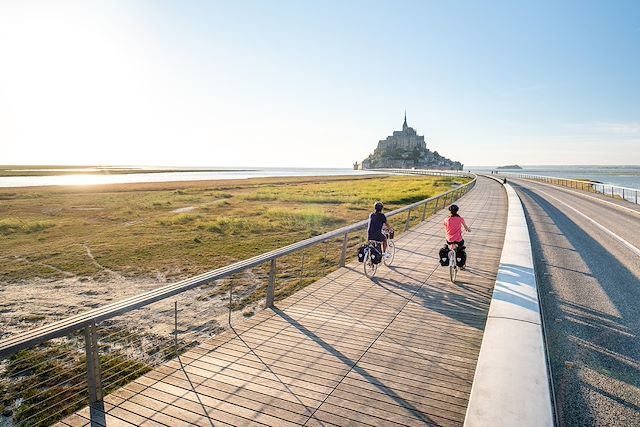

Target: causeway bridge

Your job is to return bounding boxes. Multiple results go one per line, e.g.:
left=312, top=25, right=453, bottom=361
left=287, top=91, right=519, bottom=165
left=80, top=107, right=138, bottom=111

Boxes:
left=1, top=172, right=638, bottom=426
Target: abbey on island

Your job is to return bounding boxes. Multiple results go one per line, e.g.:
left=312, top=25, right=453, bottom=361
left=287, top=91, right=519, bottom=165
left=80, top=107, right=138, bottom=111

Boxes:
left=355, top=114, right=463, bottom=170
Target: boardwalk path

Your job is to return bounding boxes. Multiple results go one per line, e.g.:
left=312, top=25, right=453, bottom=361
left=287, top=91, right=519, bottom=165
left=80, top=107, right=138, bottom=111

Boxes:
left=60, top=176, right=507, bottom=427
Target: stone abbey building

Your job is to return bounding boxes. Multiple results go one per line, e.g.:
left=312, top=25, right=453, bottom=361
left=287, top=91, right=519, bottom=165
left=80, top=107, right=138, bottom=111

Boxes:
left=358, top=114, right=462, bottom=170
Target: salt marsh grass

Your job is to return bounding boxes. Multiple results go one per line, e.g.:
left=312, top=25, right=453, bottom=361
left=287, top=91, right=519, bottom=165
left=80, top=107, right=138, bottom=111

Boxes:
left=0, top=175, right=466, bottom=283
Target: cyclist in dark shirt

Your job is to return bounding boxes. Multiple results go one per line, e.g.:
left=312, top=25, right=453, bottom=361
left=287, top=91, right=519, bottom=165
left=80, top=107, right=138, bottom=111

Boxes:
left=368, top=201, right=394, bottom=254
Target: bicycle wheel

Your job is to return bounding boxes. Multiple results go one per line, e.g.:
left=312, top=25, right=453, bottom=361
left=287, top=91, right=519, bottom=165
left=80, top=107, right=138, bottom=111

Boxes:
left=364, top=250, right=378, bottom=278
left=449, top=253, right=457, bottom=282
left=450, top=264, right=457, bottom=282
left=383, top=240, right=396, bottom=266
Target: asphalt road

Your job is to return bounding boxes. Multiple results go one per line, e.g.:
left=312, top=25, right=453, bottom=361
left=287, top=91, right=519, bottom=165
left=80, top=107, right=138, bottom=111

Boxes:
left=509, top=178, right=640, bottom=426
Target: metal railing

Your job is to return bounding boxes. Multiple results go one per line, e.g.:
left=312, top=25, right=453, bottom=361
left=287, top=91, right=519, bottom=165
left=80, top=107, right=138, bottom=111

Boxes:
left=500, top=172, right=640, bottom=205
left=0, top=170, right=476, bottom=426
left=371, top=168, right=468, bottom=177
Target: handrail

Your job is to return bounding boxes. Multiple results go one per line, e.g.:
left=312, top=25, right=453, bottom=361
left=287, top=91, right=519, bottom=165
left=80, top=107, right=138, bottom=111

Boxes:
left=371, top=168, right=471, bottom=178
left=499, top=172, right=640, bottom=205
left=0, top=171, right=476, bottom=358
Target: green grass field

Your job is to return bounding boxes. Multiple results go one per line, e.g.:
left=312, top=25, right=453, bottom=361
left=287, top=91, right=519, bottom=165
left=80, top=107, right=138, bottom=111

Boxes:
left=0, top=174, right=466, bottom=283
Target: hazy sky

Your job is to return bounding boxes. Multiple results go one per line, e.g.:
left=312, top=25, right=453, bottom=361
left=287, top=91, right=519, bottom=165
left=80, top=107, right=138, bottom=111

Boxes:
left=1, top=1, right=639, bottom=167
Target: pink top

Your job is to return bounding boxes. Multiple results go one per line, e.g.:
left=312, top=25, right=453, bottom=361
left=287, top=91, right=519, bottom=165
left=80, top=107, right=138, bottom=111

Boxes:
left=444, top=216, right=467, bottom=242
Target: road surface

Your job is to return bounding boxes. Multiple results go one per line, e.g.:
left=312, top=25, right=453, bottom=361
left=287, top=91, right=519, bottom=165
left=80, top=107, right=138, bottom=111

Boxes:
left=510, top=178, right=640, bottom=426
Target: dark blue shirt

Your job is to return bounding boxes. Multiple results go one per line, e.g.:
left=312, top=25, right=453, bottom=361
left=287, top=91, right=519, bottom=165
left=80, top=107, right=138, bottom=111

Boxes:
left=367, top=212, right=387, bottom=241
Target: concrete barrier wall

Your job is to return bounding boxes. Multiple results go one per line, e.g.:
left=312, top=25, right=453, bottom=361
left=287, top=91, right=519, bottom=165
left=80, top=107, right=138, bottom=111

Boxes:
left=464, top=180, right=554, bottom=427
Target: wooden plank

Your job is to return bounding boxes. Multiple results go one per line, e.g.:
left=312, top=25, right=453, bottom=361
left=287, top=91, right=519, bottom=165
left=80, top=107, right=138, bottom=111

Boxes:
left=189, top=343, right=351, bottom=379
left=131, top=376, right=290, bottom=426
left=141, top=365, right=324, bottom=408
left=330, top=381, right=466, bottom=419
left=138, top=369, right=314, bottom=422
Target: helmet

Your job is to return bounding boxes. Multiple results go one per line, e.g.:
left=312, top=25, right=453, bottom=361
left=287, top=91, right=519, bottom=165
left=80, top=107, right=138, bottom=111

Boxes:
left=448, top=204, right=459, bottom=213
left=374, top=201, right=384, bottom=211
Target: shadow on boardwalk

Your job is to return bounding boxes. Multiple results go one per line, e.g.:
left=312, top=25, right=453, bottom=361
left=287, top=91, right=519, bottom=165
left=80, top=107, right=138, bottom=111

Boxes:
left=272, top=308, right=437, bottom=425
left=374, top=266, right=489, bottom=331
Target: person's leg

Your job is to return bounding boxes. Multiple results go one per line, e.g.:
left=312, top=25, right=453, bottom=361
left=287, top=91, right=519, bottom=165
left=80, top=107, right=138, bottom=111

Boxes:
left=382, top=237, right=388, bottom=253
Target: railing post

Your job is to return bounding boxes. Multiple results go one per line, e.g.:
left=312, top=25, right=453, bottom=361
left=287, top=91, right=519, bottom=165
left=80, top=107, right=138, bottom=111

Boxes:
left=339, top=233, right=348, bottom=267
left=175, top=301, right=179, bottom=354
left=323, top=241, right=328, bottom=276
left=266, top=259, right=276, bottom=308
left=421, top=202, right=427, bottom=221
left=84, top=322, right=103, bottom=407
left=404, top=209, right=411, bottom=231
left=228, top=281, right=233, bottom=324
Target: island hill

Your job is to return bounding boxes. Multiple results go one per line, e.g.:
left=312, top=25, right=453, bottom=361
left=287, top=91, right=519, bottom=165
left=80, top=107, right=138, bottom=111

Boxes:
left=355, top=114, right=463, bottom=170
left=497, top=164, right=523, bottom=170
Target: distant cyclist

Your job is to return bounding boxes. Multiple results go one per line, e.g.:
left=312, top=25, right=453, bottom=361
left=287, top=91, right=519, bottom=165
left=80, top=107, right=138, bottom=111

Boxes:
left=444, top=204, right=471, bottom=268
left=368, top=201, right=394, bottom=255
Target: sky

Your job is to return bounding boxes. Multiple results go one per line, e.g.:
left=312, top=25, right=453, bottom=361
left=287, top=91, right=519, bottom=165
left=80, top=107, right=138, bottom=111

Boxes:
left=1, top=0, right=639, bottom=168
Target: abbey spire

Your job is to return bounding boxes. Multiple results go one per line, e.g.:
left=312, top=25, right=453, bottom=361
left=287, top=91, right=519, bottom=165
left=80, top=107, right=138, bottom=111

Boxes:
left=403, top=111, right=408, bottom=131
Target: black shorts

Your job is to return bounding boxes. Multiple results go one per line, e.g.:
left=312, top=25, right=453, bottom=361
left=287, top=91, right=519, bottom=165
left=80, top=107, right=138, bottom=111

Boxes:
left=368, top=232, right=387, bottom=242
left=446, top=239, right=465, bottom=247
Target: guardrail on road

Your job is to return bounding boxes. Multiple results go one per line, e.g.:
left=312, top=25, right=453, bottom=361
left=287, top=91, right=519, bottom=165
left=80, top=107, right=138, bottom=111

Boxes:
left=500, top=172, right=640, bottom=205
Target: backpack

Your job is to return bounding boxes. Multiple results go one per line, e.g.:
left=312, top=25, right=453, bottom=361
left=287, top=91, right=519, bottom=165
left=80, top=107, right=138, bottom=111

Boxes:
left=438, top=246, right=449, bottom=266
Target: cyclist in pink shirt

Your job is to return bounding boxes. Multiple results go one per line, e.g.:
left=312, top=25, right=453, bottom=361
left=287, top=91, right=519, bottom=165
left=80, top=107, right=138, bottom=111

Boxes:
left=444, top=204, right=471, bottom=268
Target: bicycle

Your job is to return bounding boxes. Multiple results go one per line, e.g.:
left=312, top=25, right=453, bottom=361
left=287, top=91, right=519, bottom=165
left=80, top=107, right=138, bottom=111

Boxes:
left=363, top=235, right=395, bottom=278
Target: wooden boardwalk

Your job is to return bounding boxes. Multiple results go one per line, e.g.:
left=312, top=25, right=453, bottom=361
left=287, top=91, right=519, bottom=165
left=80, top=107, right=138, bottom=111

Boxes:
left=58, top=177, right=507, bottom=427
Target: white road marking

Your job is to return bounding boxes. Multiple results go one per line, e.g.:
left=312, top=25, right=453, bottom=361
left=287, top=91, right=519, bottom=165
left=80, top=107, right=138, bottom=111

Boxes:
left=534, top=188, right=640, bottom=257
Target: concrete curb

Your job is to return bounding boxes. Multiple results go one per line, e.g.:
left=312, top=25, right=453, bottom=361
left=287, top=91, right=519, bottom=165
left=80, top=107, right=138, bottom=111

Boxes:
left=464, top=179, right=554, bottom=427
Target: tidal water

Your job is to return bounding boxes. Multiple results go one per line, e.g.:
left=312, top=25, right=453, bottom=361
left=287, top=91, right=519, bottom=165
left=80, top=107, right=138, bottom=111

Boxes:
left=2, top=165, right=639, bottom=190
left=0, top=167, right=376, bottom=188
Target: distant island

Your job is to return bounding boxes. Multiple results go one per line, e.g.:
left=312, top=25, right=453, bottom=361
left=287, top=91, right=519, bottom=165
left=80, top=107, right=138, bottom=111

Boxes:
left=356, top=114, right=462, bottom=170
left=497, top=164, right=523, bottom=170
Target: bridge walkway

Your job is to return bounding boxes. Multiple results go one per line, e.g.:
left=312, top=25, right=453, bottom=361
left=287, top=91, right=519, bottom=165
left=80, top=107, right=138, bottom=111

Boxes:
left=58, top=176, right=507, bottom=427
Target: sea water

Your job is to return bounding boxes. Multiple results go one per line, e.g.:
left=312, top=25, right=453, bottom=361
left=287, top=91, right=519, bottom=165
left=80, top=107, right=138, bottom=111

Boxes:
left=2, top=165, right=639, bottom=190
left=0, top=167, right=377, bottom=188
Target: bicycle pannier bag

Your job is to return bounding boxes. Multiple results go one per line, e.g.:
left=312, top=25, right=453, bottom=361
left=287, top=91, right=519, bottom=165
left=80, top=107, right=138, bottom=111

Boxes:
left=357, top=245, right=366, bottom=262
left=456, top=246, right=467, bottom=267
left=370, top=246, right=383, bottom=264
left=438, top=246, right=449, bottom=266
